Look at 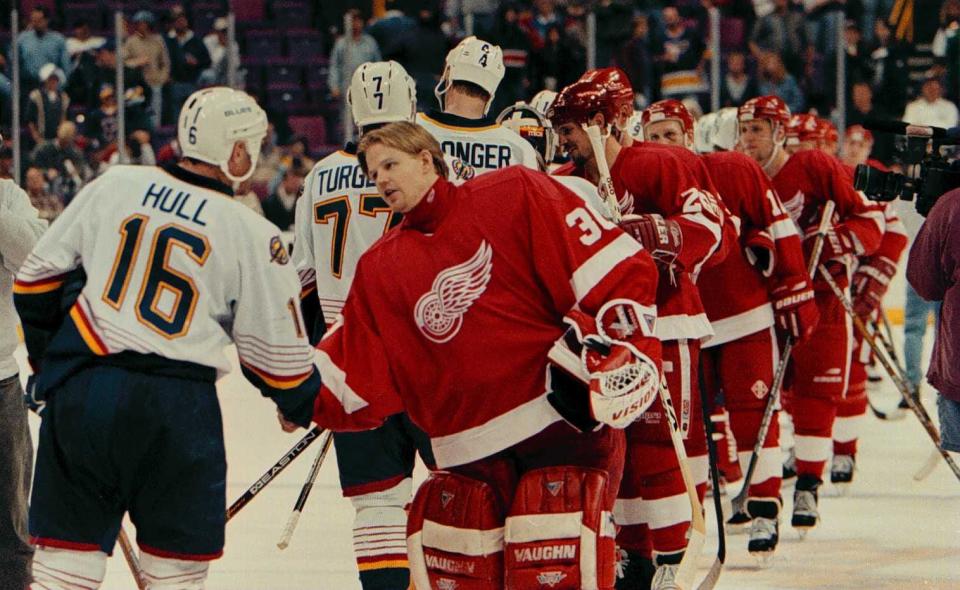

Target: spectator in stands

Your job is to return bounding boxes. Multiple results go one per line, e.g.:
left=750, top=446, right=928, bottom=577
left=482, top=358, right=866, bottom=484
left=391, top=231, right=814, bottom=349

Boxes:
left=24, top=166, right=63, bottom=222
left=486, top=3, right=529, bottom=115
left=17, top=7, right=70, bottom=91
left=263, top=162, right=306, bottom=231
left=844, top=20, right=874, bottom=85
left=869, top=18, right=910, bottom=117
left=70, top=40, right=145, bottom=113
left=108, top=130, right=156, bottom=168
left=31, top=120, right=90, bottom=204
left=617, top=14, right=654, bottom=107
left=0, top=147, right=12, bottom=180
left=932, top=0, right=960, bottom=104
left=66, top=20, right=105, bottom=66
left=445, top=0, right=499, bottom=38
left=26, top=64, right=69, bottom=146
left=903, top=76, right=959, bottom=129
left=328, top=9, right=381, bottom=141
left=720, top=50, right=760, bottom=107
left=124, top=10, right=171, bottom=129
left=804, top=0, right=845, bottom=59
left=82, top=84, right=120, bottom=158
left=399, top=8, right=450, bottom=112
left=533, top=24, right=583, bottom=92
left=758, top=51, right=805, bottom=112
left=165, top=5, right=211, bottom=124
left=657, top=6, right=708, bottom=104
left=200, top=17, right=242, bottom=88
left=845, top=81, right=895, bottom=163
left=594, top=0, right=634, bottom=71
left=269, top=136, right=315, bottom=195
left=749, top=0, right=807, bottom=79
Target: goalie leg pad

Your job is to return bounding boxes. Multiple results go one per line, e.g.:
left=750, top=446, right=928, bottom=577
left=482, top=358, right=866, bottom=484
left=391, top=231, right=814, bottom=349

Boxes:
left=407, top=472, right=505, bottom=590
left=140, top=551, right=209, bottom=589
left=505, top=466, right=616, bottom=590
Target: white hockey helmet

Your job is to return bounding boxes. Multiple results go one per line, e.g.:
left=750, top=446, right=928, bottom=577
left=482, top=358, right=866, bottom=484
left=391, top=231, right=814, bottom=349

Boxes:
left=348, top=61, right=417, bottom=133
left=496, top=101, right=557, bottom=167
left=178, top=87, right=268, bottom=183
left=530, top=90, right=558, bottom=116
left=712, top=107, right=741, bottom=151
left=694, top=111, right=718, bottom=153
left=435, top=36, right=505, bottom=115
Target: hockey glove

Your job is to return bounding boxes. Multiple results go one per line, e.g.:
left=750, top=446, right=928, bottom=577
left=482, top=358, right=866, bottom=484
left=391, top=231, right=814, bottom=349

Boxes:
left=803, top=222, right=857, bottom=264
left=771, top=279, right=819, bottom=343
left=742, top=228, right=776, bottom=277
left=547, top=302, right=661, bottom=432
left=851, top=256, right=897, bottom=319
left=23, top=374, right=45, bottom=416
left=619, top=214, right=683, bottom=272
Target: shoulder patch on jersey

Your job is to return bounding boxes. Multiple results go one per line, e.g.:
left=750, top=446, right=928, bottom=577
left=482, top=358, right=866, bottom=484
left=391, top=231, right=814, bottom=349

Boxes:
left=270, top=235, right=290, bottom=265
left=451, top=158, right=476, bottom=182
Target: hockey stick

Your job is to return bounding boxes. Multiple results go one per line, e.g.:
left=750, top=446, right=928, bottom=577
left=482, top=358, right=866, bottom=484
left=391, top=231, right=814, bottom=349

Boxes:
left=657, top=371, right=706, bottom=590
left=117, top=527, right=147, bottom=590
left=914, top=448, right=942, bottom=481
left=583, top=123, right=622, bottom=223
left=865, top=318, right=909, bottom=421
left=227, top=426, right=325, bottom=521
left=818, top=265, right=960, bottom=484
left=731, top=201, right=836, bottom=518
left=695, top=364, right=725, bottom=590
left=277, top=430, right=334, bottom=549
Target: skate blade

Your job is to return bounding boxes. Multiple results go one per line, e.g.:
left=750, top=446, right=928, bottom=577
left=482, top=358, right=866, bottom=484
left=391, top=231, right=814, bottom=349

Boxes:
left=726, top=522, right=751, bottom=535
left=750, top=551, right=776, bottom=569
left=795, top=527, right=811, bottom=540
left=831, top=482, right=851, bottom=496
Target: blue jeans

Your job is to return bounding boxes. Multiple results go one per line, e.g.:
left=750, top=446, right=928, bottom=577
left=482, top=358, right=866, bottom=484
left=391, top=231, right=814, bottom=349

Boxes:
left=903, top=283, right=941, bottom=389
left=938, top=395, right=960, bottom=452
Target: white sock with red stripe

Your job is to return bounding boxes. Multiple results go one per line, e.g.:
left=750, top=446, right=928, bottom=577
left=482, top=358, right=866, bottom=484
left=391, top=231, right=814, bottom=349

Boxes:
left=30, top=547, right=106, bottom=590
left=140, top=552, right=209, bottom=589
left=351, top=478, right=413, bottom=575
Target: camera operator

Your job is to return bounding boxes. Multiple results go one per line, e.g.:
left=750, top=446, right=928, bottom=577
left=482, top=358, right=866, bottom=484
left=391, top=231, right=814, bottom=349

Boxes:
left=907, top=189, right=960, bottom=452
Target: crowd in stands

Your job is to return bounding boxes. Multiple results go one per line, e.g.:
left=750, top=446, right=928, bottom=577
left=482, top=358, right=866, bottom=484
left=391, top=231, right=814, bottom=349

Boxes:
left=1, top=0, right=959, bottom=231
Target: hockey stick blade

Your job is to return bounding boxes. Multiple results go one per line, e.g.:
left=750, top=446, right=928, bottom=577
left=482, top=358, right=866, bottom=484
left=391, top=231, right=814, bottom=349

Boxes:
left=277, top=430, right=334, bottom=549
left=914, top=448, right=941, bottom=481
left=868, top=398, right=906, bottom=421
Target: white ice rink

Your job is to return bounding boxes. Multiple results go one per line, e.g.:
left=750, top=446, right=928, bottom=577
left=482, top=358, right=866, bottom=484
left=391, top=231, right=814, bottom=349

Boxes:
left=17, top=337, right=960, bottom=590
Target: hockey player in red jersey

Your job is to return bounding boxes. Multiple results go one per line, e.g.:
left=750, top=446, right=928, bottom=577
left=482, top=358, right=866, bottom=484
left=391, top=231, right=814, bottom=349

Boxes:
left=547, top=81, right=728, bottom=588
left=738, top=95, right=884, bottom=534
left=640, top=99, right=816, bottom=561
left=785, top=113, right=824, bottom=155
left=297, top=121, right=664, bottom=590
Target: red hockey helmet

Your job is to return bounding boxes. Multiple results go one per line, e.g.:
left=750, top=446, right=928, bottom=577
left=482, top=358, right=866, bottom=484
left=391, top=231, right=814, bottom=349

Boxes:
left=738, top=95, right=791, bottom=127
left=785, top=113, right=821, bottom=145
left=641, top=99, right=695, bottom=133
left=547, top=79, right=618, bottom=128
left=818, top=118, right=839, bottom=142
left=845, top=124, right=874, bottom=144
left=580, top=67, right=634, bottom=114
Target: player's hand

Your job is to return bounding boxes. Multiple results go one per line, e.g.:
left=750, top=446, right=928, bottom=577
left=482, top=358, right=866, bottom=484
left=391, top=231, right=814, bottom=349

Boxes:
left=803, top=222, right=854, bottom=263
left=852, top=256, right=897, bottom=319
left=619, top=214, right=683, bottom=272
left=23, top=375, right=45, bottom=416
left=277, top=409, right=301, bottom=433
left=771, top=278, right=819, bottom=343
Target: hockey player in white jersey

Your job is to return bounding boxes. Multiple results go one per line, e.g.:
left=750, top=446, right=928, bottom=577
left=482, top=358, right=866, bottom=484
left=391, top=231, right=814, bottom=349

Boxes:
left=15, top=87, right=320, bottom=589
left=294, top=60, right=464, bottom=590
left=417, top=35, right=539, bottom=173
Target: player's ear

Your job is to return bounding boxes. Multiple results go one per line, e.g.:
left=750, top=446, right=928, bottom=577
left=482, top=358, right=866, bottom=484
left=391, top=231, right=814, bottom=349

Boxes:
left=418, top=149, right=433, bottom=175
left=590, top=112, right=606, bottom=129
left=227, top=140, right=252, bottom=178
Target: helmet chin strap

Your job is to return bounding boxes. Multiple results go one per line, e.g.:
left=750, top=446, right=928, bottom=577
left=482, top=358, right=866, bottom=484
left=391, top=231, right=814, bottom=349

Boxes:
left=434, top=70, right=451, bottom=111
left=761, top=122, right=785, bottom=175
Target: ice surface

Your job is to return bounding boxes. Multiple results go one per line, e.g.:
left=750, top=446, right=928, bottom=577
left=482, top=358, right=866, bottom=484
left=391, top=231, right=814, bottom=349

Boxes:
left=17, top=338, right=959, bottom=590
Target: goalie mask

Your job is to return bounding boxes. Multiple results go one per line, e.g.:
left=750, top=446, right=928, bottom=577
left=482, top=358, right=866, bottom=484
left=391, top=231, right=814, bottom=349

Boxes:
left=435, top=36, right=505, bottom=116
left=348, top=60, right=417, bottom=134
left=496, top=101, right=557, bottom=167
left=530, top=90, right=558, bottom=116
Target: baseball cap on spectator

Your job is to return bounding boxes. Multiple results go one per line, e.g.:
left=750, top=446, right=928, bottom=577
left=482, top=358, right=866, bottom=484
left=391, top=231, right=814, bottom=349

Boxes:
left=132, top=10, right=155, bottom=25
left=39, top=63, right=65, bottom=85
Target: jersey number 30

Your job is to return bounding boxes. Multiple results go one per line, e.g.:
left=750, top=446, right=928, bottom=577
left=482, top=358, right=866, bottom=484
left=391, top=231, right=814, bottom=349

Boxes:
left=102, top=215, right=210, bottom=339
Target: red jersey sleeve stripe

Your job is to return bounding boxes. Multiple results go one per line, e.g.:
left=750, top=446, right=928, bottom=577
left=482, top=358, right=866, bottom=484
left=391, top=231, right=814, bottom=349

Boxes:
left=569, top=234, right=642, bottom=304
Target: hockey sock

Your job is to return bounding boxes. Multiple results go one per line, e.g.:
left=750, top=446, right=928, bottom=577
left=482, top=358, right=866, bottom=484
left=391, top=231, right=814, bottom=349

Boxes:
left=30, top=546, right=107, bottom=590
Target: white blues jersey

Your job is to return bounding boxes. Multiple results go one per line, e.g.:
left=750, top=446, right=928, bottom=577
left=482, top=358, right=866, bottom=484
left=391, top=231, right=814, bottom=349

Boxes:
left=15, top=164, right=316, bottom=387
left=417, top=110, right=540, bottom=174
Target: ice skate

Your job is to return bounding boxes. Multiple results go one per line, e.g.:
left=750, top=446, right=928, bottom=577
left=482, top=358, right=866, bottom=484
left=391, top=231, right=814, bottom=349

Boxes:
left=791, top=476, right=821, bottom=538
left=831, top=454, right=856, bottom=495
left=726, top=508, right=752, bottom=535
left=746, top=499, right=780, bottom=568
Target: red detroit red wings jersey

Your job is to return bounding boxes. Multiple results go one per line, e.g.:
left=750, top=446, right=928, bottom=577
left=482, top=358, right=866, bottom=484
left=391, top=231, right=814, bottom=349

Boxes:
left=313, top=167, right=660, bottom=469
left=699, top=151, right=807, bottom=345
left=772, top=149, right=884, bottom=288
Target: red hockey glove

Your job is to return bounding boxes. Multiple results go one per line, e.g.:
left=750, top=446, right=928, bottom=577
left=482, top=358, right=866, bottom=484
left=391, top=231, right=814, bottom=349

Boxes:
left=547, top=303, right=661, bottom=431
left=771, top=279, right=819, bottom=343
left=803, top=222, right=857, bottom=264
left=852, top=256, right=897, bottom=319
left=619, top=214, right=683, bottom=271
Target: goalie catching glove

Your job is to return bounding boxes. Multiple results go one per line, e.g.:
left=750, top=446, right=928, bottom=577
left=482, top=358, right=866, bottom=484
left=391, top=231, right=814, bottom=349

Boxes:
left=547, top=300, right=661, bottom=432
left=851, top=256, right=897, bottom=319
left=618, top=214, right=683, bottom=272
